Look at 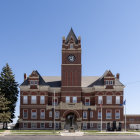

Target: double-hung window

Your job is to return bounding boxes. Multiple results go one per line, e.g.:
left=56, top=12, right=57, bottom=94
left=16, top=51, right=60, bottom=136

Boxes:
left=116, top=96, right=120, bottom=104
left=40, top=109, right=45, bottom=119
left=66, top=96, right=70, bottom=103
left=98, top=96, right=103, bottom=104
left=73, top=96, right=77, bottom=103
left=106, top=110, right=112, bottom=119
left=83, top=111, right=87, bottom=119
left=40, top=96, right=45, bottom=104
left=31, top=96, right=37, bottom=104
left=106, top=96, right=112, bottom=104
left=23, top=96, right=28, bottom=104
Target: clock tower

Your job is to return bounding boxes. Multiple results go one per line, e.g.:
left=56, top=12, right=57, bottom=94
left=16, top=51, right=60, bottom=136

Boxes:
left=61, top=28, right=82, bottom=102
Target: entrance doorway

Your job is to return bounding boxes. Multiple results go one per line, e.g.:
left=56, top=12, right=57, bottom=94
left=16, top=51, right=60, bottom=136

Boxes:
left=64, top=113, right=78, bottom=130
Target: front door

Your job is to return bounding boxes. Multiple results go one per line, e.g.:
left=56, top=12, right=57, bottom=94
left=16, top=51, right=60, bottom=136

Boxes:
left=64, top=113, right=78, bottom=130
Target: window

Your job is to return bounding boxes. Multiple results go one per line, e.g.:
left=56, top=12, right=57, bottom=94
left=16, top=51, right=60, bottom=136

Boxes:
left=30, top=80, right=38, bottom=85
left=83, top=111, right=87, bottom=119
left=31, top=110, right=37, bottom=119
left=85, top=98, right=90, bottom=106
left=97, top=123, right=101, bottom=130
left=49, top=122, right=52, bottom=127
left=66, top=96, right=70, bottom=103
left=106, top=110, right=112, bottom=119
left=98, top=96, right=103, bottom=104
left=98, top=110, right=101, bottom=119
left=40, top=123, right=45, bottom=128
left=73, top=97, right=77, bottom=103
left=115, top=110, right=120, bottom=119
left=31, top=96, right=37, bottom=104
left=106, top=96, right=112, bottom=104
left=40, top=109, right=45, bottom=119
left=70, top=43, right=74, bottom=49
left=116, top=96, right=120, bottom=104
left=109, top=80, right=113, bottom=85
left=105, top=80, right=113, bottom=85
left=31, top=123, right=37, bottom=128
left=55, top=123, right=59, bottom=129
left=23, top=96, right=28, bottom=104
left=90, top=111, right=93, bottom=118
left=49, top=111, right=52, bottom=117
left=23, top=110, right=28, bottom=119
left=55, top=111, right=59, bottom=119
left=90, top=123, right=93, bottom=128
left=52, top=98, right=58, bottom=106
left=83, top=123, right=87, bottom=129
left=23, top=123, right=28, bottom=128
left=40, top=96, right=45, bottom=104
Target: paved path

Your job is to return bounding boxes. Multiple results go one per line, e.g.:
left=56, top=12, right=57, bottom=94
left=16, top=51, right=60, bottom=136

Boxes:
left=60, top=130, right=84, bottom=136
left=1, top=130, right=11, bottom=136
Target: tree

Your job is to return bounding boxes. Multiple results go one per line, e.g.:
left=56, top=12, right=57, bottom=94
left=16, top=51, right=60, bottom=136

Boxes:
left=0, top=63, right=19, bottom=126
left=0, top=95, right=11, bottom=129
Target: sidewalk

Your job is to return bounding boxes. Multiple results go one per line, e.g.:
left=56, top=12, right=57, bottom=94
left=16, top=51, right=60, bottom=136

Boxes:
left=60, top=130, right=84, bottom=136
left=1, top=130, right=11, bottom=136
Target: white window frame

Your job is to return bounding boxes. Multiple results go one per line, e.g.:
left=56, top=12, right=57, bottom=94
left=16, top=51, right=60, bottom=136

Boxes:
left=23, top=96, right=28, bottom=104
left=55, top=122, right=59, bottom=129
left=66, top=96, right=70, bottom=103
left=90, top=111, right=93, bottom=118
left=106, top=96, right=112, bottom=104
left=116, top=96, right=120, bottom=104
left=49, top=111, right=52, bottom=118
left=40, top=123, right=45, bottom=128
left=115, top=110, right=120, bottom=119
left=30, top=80, right=38, bottom=85
left=83, top=123, right=87, bottom=129
left=40, top=96, right=45, bottom=104
left=98, top=110, right=101, bottom=119
left=31, top=123, right=37, bottom=128
left=70, top=43, right=74, bottom=49
left=98, top=96, right=103, bottom=104
left=23, top=109, right=28, bottom=119
left=23, top=123, right=28, bottom=128
left=49, top=122, right=52, bottom=127
left=83, top=111, right=87, bottom=119
left=55, top=111, right=59, bottom=119
left=31, top=96, right=37, bottom=104
left=90, top=123, right=93, bottom=128
left=106, top=110, right=112, bottom=119
left=85, top=97, right=90, bottom=106
left=97, top=123, right=101, bottom=130
left=40, top=109, right=45, bottom=119
left=31, top=110, right=37, bottom=119
left=109, top=80, right=113, bottom=85
left=73, top=96, right=77, bottom=103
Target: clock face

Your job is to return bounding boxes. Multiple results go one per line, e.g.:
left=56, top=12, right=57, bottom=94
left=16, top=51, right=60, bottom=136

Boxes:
left=67, top=55, right=75, bottom=62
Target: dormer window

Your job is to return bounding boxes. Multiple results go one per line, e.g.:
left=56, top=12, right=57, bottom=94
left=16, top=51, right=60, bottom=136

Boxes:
left=30, top=80, right=38, bottom=85
left=105, top=80, right=113, bottom=85
left=70, top=43, right=74, bottom=49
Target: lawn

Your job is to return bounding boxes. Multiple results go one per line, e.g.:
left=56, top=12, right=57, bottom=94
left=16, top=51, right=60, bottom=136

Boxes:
left=11, top=130, right=61, bottom=132
left=0, top=130, right=5, bottom=132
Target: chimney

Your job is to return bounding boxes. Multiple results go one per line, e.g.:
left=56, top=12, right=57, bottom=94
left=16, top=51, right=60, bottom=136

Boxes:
left=24, top=73, right=27, bottom=81
left=116, top=73, right=120, bottom=79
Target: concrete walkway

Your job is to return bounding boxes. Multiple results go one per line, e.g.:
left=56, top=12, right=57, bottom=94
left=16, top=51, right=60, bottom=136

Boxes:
left=60, top=130, right=84, bottom=136
left=1, top=130, right=11, bottom=136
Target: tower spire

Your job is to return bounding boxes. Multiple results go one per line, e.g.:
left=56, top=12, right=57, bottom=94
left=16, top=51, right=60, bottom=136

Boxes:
left=66, top=28, right=78, bottom=44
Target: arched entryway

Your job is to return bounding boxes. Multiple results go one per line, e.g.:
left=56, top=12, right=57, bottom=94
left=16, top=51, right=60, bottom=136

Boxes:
left=64, top=112, right=78, bottom=130
left=63, top=110, right=80, bottom=130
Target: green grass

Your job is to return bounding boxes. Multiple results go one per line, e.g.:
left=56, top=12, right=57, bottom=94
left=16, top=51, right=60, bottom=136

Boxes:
left=84, top=132, right=137, bottom=135
left=82, top=130, right=99, bottom=133
left=11, top=130, right=61, bottom=132
left=10, top=132, right=60, bottom=135
left=0, top=130, right=5, bottom=132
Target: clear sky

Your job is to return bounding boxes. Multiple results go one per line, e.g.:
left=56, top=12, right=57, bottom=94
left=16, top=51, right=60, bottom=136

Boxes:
left=0, top=0, right=140, bottom=123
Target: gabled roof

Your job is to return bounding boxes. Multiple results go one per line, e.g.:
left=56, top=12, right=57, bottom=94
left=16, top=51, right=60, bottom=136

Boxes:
left=65, top=28, right=78, bottom=44
left=21, top=70, right=46, bottom=86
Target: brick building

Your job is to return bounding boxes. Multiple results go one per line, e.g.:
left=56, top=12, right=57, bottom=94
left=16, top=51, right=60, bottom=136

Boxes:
left=20, top=29, right=125, bottom=130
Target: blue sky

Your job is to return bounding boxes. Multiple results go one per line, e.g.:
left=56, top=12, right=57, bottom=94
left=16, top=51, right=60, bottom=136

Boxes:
left=0, top=0, right=140, bottom=123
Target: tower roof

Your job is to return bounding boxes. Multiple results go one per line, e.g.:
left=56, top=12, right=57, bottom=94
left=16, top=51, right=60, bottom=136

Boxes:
left=66, top=28, right=78, bottom=44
